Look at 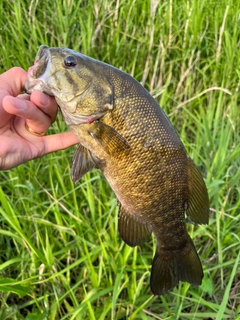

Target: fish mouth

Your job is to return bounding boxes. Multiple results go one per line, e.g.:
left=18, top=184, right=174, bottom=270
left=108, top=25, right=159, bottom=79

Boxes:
left=24, top=45, right=52, bottom=95
left=29, top=45, right=50, bottom=79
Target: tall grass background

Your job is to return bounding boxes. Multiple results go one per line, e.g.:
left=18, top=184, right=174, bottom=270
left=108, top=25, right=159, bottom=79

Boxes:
left=0, top=0, right=239, bottom=319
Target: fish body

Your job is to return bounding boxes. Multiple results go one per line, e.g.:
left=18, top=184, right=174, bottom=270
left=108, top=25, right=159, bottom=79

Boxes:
left=25, top=45, right=209, bottom=295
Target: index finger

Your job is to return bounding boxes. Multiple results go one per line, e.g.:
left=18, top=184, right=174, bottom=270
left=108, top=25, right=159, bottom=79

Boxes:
left=0, top=67, right=27, bottom=97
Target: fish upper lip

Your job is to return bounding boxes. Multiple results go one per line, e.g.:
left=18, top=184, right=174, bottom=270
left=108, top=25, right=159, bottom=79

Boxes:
left=35, top=45, right=50, bottom=63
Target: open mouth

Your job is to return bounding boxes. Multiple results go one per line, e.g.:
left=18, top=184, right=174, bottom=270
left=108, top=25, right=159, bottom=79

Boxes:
left=28, top=45, right=50, bottom=79
left=24, top=46, right=51, bottom=94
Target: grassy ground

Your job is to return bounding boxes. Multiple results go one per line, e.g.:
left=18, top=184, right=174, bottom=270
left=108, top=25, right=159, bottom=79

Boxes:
left=0, top=0, right=239, bottom=319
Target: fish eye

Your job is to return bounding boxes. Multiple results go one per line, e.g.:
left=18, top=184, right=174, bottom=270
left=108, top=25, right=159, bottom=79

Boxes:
left=64, top=55, right=77, bottom=68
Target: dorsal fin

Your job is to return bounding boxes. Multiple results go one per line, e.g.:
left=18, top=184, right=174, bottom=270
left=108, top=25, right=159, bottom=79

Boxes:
left=186, top=157, right=209, bottom=224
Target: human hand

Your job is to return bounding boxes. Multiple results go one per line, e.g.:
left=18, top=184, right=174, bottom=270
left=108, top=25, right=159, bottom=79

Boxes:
left=0, top=67, right=78, bottom=170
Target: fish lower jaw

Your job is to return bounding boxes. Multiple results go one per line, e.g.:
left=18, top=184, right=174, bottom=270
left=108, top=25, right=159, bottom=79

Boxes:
left=24, top=77, right=48, bottom=94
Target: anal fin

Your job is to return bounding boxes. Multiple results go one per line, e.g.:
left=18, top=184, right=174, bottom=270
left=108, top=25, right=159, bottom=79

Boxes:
left=118, top=202, right=151, bottom=247
left=71, top=144, right=101, bottom=183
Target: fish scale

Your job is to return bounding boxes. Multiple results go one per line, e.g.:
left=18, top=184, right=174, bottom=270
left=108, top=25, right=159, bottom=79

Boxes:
left=24, top=45, right=209, bottom=295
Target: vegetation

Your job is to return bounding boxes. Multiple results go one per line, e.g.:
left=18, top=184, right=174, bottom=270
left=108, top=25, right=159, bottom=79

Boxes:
left=0, top=0, right=239, bottom=319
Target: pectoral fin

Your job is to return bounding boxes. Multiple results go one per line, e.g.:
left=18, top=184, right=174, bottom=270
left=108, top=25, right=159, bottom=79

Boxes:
left=71, top=144, right=100, bottom=183
left=89, top=121, right=130, bottom=155
left=186, top=157, right=209, bottom=225
left=118, top=202, right=152, bottom=247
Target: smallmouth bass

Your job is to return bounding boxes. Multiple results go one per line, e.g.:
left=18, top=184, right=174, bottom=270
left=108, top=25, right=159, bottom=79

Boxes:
left=25, top=45, right=209, bottom=295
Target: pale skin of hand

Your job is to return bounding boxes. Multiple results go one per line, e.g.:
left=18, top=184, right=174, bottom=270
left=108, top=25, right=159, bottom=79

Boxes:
left=0, top=67, right=79, bottom=170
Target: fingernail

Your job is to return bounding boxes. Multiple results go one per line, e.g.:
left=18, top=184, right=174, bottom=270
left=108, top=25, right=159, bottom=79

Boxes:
left=40, top=94, right=51, bottom=106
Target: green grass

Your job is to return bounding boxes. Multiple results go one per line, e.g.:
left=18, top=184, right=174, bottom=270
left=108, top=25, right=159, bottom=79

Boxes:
left=0, top=0, right=239, bottom=319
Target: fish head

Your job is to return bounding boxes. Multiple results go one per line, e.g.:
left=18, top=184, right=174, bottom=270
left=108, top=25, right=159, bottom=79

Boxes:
left=24, top=45, right=113, bottom=125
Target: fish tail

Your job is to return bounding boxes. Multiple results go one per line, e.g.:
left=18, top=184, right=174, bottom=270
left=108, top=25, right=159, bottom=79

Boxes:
left=150, top=235, right=203, bottom=295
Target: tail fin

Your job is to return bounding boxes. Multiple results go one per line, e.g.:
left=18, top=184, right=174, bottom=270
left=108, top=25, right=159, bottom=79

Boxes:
left=150, top=236, right=203, bottom=295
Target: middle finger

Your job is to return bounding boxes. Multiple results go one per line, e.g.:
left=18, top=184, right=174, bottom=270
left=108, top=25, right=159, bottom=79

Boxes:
left=30, top=90, right=58, bottom=123
left=3, top=95, right=52, bottom=134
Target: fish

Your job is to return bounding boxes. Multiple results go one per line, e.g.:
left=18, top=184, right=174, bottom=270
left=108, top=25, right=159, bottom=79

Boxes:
left=24, top=45, right=209, bottom=295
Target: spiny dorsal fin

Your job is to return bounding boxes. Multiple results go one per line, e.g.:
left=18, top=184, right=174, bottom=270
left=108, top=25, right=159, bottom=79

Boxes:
left=118, top=202, right=152, bottom=247
left=186, top=157, right=209, bottom=225
left=71, top=144, right=100, bottom=183
left=89, top=121, right=130, bottom=155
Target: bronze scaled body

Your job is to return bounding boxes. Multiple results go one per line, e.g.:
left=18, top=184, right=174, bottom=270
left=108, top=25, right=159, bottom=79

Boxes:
left=25, top=45, right=209, bottom=295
